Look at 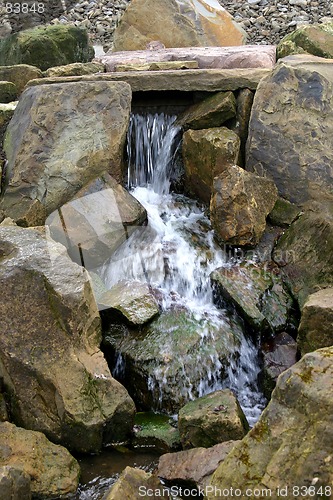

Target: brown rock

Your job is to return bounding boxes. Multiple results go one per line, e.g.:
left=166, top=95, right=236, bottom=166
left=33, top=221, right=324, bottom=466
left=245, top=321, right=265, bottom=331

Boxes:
left=277, top=22, right=333, bottom=60
left=98, top=46, right=276, bottom=72
left=157, top=441, right=238, bottom=490
left=207, top=347, right=333, bottom=499
left=297, top=288, right=333, bottom=356
left=232, top=88, right=254, bottom=162
left=178, top=390, right=249, bottom=449
left=0, top=65, right=42, bottom=94
left=246, top=54, right=333, bottom=205
left=183, top=127, right=240, bottom=203
left=0, top=226, right=135, bottom=453
left=0, top=422, right=79, bottom=498
left=1, top=81, right=131, bottom=226
left=25, top=68, right=273, bottom=93
left=115, top=60, right=199, bottom=71
left=210, top=165, right=278, bottom=247
left=103, top=466, right=164, bottom=500
left=177, top=91, right=236, bottom=130
left=112, top=0, right=246, bottom=51
left=43, top=61, right=105, bottom=77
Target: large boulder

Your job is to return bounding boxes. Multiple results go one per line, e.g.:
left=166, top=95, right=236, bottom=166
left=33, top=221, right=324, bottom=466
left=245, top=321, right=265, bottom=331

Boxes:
left=132, top=412, right=181, bottom=453
left=103, top=466, right=164, bottom=500
left=112, top=0, right=246, bottom=51
left=246, top=54, right=333, bottom=205
left=207, top=347, right=333, bottom=498
left=103, top=308, right=243, bottom=413
left=178, top=390, right=249, bottom=449
left=1, top=81, right=131, bottom=226
left=273, top=205, right=333, bottom=308
left=46, top=174, right=147, bottom=270
left=0, top=25, right=94, bottom=71
left=297, top=288, right=333, bottom=356
left=277, top=22, right=333, bottom=60
left=157, top=441, right=238, bottom=490
left=210, top=165, right=278, bottom=247
left=0, top=226, right=135, bottom=453
left=0, top=65, right=42, bottom=94
left=182, top=127, right=240, bottom=204
left=0, top=422, right=80, bottom=498
left=211, top=263, right=295, bottom=335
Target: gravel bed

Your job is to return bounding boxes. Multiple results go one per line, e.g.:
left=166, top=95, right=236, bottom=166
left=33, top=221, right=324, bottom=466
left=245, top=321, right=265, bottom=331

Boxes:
left=0, top=0, right=332, bottom=51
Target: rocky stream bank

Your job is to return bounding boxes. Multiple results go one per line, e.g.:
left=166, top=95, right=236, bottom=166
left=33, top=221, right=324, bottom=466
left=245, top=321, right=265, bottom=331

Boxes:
left=0, top=0, right=333, bottom=498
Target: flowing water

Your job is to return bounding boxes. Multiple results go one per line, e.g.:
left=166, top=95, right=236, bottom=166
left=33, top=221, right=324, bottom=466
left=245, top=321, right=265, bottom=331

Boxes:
left=69, top=112, right=266, bottom=499
left=101, top=112, right=266, bottom=426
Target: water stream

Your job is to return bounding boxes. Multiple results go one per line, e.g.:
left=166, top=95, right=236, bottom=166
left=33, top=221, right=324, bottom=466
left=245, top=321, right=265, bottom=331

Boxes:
left=101, top=112, right=266, bottom=425
left=68, top=112, right=266, bottom=499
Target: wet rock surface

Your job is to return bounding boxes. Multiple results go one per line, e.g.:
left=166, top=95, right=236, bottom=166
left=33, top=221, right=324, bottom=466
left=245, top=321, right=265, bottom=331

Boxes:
left=132, top=412, right=181, bottom=453
left=178, top=390, right=249, bottom=449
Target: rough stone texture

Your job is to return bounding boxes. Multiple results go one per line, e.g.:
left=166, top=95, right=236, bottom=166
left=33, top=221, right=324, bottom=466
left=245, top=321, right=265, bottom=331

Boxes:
left=277, top=22, right=333, bottom=60
left=0, top=226, right=135, bottom=453
left=178, top=390, right=249, bottom=449
left=210, top=165, right=278, bottom=247
left=98, top=46, right=276, bottom=71
left=208, top=347, right=333, bottom=499
left=115, top=60, right=199, bottom=72
left=273, top=204, right=333, bottom=308
left=260, top=332, right=298, bottom=397
left=0, top=65, right=42, bottom=94
left=158, top=441, right=238, bottom=490
left=211, top=263, right=294, bottom=335
left=246, top=54, right=333, bottom=205
left=25, top=68, right=272, bottom=92
left=104, top=466, right=164, bottom=500
left=112, top=0, right=246, bottom=51
left=182, top=127, right=240, bottom=204
left=103, top=308, right=243, bottom=413
left=132, top=412, right=181, bottom=453
left=99, top=280, right=159, bottom=324
left=268, top=197, right=301, bottom=227
left=46, top=173, right=147, bottom=270
left=176, top=91, right=236, bottom=130
left=44, top=61, right=105, bottom=77
left=1, top=81, right=131, bottom=226
left=0, top=392, right=8, bottom=421
left=232, top=88, right=254, bottom=163
left=0, top=422, right=80, bottom=498
left=0, top=466, right=31, bottom=500
left=0, top=102, right=17, bottom=128
left=297, top=288, right=333, bottom=356
left=0, top=81, right=17, bottom=103
left=0, top=25, right=95, bottom=71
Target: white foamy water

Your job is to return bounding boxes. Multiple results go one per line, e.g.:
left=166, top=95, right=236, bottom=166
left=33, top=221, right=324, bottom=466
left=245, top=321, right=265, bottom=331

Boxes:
left=101, top=112, right=266, bottom=426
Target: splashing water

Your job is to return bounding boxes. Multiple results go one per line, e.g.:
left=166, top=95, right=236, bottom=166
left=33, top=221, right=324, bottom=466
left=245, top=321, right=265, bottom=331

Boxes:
left=101, top=112, right=266, bottom=426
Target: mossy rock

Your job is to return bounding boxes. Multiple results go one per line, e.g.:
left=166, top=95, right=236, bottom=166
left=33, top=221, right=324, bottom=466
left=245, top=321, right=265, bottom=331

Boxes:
left=132, top=412, right=181, bottom=453
left=0, top=81, right=17, bottom=104
left=0, top=25, right=95, bottom=71
left=277, top=22, right=333, bottom=59
left=268, top=197, right=300, bottom=227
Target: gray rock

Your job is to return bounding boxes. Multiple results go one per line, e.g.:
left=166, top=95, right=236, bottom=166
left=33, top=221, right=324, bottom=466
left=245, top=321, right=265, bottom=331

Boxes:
left=210, top=165, right=278, bottom=247
left=246, top=54, right=333, bottom=205
left=0, top=226, right=135, bottom=453
left=0, top=65, right=42, bottom=94
left=0, top=422, right=79, bottom=499
left=0, top=81, right=17, bottom=103
left=99, top=280, right=159, bottom=324
left=1, top=80, right=131, bottom=226
left=0, top=466, right=31, bottom=500
left=277, top=22, right=333, bottom=59
left=207, top=347, right=333, bottom=498
left=178, top=390, right=249, bottom=449
left=46, top=173, right=147, bottom=270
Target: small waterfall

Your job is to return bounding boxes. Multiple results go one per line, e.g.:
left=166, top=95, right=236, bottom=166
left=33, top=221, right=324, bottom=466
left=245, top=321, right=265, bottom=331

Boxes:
left=102, top=112, right=266, bottom=426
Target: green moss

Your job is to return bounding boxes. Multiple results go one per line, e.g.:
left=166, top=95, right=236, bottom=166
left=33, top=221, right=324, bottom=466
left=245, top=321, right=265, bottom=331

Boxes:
left=298, top=366, right=313, bottom=384
left=250, top=418, right=270, bottom=443
left=133, top=412, right=181, bottom=452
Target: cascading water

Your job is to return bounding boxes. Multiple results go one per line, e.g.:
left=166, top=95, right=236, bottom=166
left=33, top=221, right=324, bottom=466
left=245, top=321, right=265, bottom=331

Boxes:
left=101, top=112, right=266, bottom=427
